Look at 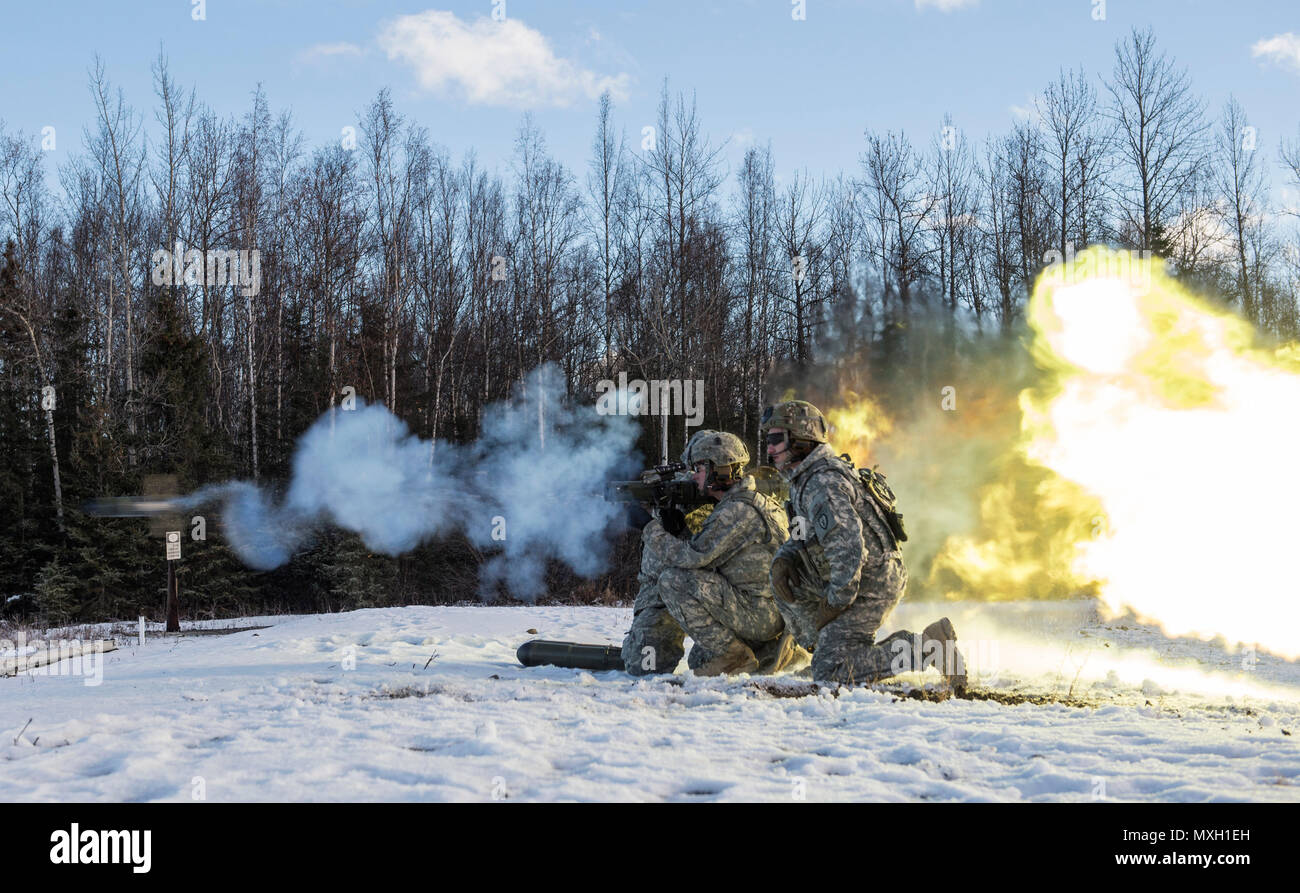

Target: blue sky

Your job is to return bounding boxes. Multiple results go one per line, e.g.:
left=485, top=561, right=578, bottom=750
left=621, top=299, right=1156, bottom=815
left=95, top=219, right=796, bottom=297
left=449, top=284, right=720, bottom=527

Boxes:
left=5, top=1, right=1300, bottom=199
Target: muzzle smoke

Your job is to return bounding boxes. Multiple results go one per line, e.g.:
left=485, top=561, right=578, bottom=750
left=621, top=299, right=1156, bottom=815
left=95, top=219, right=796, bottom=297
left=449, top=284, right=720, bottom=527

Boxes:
left=182, top=364, right=640, bottom=601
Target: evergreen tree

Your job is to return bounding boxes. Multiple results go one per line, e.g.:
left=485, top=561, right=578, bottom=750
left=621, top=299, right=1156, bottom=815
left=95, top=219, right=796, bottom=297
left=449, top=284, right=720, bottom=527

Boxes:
left=179, top=530, right=260, bottom=619
left=0, top=241, right=54, bottom=604
left=34, top=556, right=79, bottom=624
left=319, top=531, right=400, bottom=611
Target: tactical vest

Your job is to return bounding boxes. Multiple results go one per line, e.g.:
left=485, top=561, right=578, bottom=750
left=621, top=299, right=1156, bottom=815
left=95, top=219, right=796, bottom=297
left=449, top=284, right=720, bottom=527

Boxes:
left=728, top=487, right=786, bottom=546
left=710, top=484, right=788, bottom=592
left=791, top=453, right=905, bottom=558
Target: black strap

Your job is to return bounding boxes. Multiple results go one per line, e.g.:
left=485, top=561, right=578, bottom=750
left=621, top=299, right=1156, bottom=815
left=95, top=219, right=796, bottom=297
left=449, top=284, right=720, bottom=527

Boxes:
left=795, top=457, right=898, bottom=551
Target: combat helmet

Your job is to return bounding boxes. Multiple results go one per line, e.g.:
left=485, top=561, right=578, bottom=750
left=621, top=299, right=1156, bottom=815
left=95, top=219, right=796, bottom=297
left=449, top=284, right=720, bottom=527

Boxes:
left=760, top=400, right=829, bottom=468
left=682, top=430, right=750, bottom=489
left=680, top=428, right=720, bottom=466
left=760, top=400, right=829, bottom=442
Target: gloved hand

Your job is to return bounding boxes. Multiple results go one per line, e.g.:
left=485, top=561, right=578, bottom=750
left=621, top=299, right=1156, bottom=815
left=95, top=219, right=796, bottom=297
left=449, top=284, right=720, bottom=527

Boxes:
left=625, top=503, right=653, bottom=531
left=660, top=507, right=687, bottom=537
left=770, top=556, right=796, bottom=603
left=815, top=599, right=847, bottom=631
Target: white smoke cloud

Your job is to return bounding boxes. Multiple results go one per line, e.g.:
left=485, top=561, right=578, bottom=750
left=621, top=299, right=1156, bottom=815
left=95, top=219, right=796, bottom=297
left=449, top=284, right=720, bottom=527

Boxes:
left=377, top=10, right=631, bottom=107
left=184, top=365, right=640, bottom=601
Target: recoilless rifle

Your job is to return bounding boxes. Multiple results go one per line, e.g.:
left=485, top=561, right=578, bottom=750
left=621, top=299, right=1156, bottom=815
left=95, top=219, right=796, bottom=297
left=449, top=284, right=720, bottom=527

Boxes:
left=603, top=462, right=787, bottom=510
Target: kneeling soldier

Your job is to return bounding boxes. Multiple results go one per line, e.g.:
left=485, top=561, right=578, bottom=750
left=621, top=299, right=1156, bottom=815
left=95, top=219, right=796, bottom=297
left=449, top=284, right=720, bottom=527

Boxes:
left=762, top=400, right=967, bottom=688
left=621, top=430, right=796, bottom=676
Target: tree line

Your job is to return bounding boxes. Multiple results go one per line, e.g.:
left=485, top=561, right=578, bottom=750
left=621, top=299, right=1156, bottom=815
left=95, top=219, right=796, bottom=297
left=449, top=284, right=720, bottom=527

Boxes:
left=2, top=27, right=1298, bottom=622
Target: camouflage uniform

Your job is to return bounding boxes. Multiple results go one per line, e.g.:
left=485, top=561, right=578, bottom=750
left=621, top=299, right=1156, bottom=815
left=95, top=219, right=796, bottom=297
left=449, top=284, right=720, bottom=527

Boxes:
left=620, top=522, right=687, bottom=675
left=775, top=442, right=917, bottom=685
left=621, top=474, right=789, bottom=674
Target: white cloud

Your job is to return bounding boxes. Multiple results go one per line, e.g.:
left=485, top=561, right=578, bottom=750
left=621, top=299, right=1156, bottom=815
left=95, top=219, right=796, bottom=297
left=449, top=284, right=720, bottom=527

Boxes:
left=1009, top=93, right=1042, bottom=124
left=297, top=42, right=365, bottom=63
left=377, top=10, right=631, bottom=108
left=1252, top=32, right=1300, bottom=73
left=915, top=0, right=979, bottom=11
left=730, top=127, right=756, bottom=150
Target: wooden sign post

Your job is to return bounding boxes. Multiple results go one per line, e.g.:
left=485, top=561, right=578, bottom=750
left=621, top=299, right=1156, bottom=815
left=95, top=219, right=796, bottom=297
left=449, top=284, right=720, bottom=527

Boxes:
left=143, top=474, right=183, bottom=634
left=165, top=530, right=181, bottom=633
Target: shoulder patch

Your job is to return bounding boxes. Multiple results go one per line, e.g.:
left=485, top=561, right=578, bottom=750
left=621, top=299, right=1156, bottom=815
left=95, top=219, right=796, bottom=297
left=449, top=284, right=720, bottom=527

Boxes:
left=814, top=506, right=834, bottom=535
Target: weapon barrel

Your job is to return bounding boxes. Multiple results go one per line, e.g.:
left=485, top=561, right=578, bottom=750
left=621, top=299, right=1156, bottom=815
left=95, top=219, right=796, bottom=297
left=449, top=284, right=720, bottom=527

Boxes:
left=603, top=480, right=665, bottom=502
left=516, top=639, right=625, bottom=671
left=605, top=468, right=787, bottom=506
left=82, top=497, right=186, bottom=518
left=604, top=479, right=708, bottom=507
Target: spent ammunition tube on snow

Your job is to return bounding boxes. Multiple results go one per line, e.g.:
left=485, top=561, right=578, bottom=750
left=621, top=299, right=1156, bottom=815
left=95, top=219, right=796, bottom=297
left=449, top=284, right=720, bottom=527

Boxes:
left=517, top=639, right=625, bottom=671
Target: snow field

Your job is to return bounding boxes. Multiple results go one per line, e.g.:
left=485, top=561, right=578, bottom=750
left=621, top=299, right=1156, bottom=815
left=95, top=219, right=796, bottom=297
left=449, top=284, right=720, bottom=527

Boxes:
left=2, top=602, right=1297, bottom=802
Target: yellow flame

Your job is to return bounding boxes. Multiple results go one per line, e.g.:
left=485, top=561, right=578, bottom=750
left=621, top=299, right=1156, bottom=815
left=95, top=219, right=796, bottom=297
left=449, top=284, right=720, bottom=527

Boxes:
left=931, top=467, right=1102, bottom=601
left=1024, top=247, right=1300, bottom=658
left=925, top=390, right=1105, bottom=603
left=824, top=391, right=894, bottom=464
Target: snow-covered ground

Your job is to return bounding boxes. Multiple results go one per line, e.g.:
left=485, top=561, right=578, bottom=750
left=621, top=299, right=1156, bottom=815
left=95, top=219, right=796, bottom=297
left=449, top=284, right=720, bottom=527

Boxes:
left=2, top=601, right=1298, bottom=802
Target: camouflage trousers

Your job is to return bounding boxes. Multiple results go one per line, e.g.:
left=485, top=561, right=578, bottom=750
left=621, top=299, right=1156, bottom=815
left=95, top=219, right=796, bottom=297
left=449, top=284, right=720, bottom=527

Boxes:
left=621, top=528, right=685, bottom=675
left=621, top=590, right=685, bottom=675
left=661, top=567, right=783, bottom=669
left=777, top=548, right=916, bottom=685
left=621, top=536, right=783, bottom=675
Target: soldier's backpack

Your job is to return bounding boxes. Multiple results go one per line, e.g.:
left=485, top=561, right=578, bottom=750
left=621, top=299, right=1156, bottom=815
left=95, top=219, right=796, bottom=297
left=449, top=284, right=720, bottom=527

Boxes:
left=835, top=454, right=909, bottom=545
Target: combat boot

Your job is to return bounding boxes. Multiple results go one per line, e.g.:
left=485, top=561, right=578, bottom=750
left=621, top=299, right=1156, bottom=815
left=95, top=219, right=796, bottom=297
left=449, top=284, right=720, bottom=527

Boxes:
left=921, top=617, right=968, bottom=689
left=693, top=640, right=759, bottom=676
left=753, top=631, right=801, bottom=674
